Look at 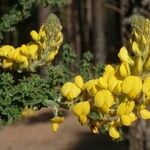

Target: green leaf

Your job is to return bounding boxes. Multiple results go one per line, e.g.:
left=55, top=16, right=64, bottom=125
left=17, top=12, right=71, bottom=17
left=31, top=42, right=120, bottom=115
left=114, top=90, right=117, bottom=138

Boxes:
left=88, top=111, right=100, bottom=121
left=43, top=100, right=58, bottom=107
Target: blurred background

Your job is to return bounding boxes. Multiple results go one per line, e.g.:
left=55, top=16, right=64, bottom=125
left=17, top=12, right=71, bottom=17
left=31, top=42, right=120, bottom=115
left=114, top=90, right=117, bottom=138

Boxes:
left=0, top=0, right=150, bottom=150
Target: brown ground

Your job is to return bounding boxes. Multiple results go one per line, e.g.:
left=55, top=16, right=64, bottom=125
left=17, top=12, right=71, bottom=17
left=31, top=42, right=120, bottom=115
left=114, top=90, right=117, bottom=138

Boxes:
left=0, top=108, right=128, bottom=150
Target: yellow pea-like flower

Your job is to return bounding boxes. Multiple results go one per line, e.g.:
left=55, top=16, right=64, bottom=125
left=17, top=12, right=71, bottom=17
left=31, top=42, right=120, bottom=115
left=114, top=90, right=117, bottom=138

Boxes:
left=140, top=109, right=150, bottom=119
left=113, top=80, right=122, bottom=95
left=143, top=77, right=150, bottom=99
left=98, top=77, right=108, bottom=89
left=51, top=123, right=59, bottom=132
left=144, top=55, right=150, bottom=71
left=118, top=46, right=134, bottom=65
left=51, top=117, right=64, bottom=132
left=104, top=65, right=114, bottom=72
left=132, top=41, right=141, bottom=55
left=72, top=101, right=90, bottom=124
left=27, top=44, right=38, bottom=59
left=21, top=106, right=35, bottom=118
left=2, top=59, right=13, bottom=69
left=19, top=60, right=29, bottom=69
left=122, top=76, right=142, bottom=99
left=117, top=62, right=130, bottom=78
left=120, top=115, right=132, bottom=126
left=61, top=82, right=81, bottom=101
left=51, top=116, right=64, bottom=124
left=117, top=101, right=135, bottom=116
left=74, top=75, right=84, bottom=89
left=109, top=126, right=120, bottom=139
left=21, top=44, right=29, bottom=56
left=48, top=51, right=55, bottom=62
left=107, top=73, right=118, bottom=92
left=38, top=25, right=46, bottom=40
left=72, top=101, right=90, bottom=116
left=134, top=57, right=143, bottom=75
left=94, top=90, right=114, bottom=112
left=30, top=30, right=39, bottom=42
left=84, top=79, right=98, bottom=96
left=129, top=112, right=137, bottom=122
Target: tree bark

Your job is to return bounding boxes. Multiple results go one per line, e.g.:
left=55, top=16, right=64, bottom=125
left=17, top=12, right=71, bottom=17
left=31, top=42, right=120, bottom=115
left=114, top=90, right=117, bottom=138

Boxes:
left=91, top=0, right=106, bottom=64
left=128, top=120, right=146, bottom=150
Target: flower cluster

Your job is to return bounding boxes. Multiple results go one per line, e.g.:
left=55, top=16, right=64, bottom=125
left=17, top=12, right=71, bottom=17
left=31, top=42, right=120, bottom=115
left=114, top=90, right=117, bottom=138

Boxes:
left=50, top=15, right=150, bottom=139
left=0, top=14, right=63, bottom=72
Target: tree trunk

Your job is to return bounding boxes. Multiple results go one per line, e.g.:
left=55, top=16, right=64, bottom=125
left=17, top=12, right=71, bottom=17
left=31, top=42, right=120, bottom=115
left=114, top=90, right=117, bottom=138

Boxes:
left=128, top=120, right=146, bottom=150
left=91, top=0, right=106, bottom=64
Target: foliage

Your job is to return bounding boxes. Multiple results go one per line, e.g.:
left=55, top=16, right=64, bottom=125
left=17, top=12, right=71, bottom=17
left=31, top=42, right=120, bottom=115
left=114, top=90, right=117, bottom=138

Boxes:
left=52, top=15, right=150, bottom=140
left=0, top=0, right=66, bottom=41
left=0, top=41, right=103, bottom=125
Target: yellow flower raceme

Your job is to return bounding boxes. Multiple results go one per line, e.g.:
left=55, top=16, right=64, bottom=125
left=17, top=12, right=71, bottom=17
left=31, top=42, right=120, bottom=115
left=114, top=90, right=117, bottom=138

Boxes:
left=61, top=82, right=81, bottom=101
left=94, top=90, right=114, bottom=113
left=122, top=76, right=142, bottom=99
left=72, top=101, right=90, bottom=124
left=51, top=117, right=64, bottom=132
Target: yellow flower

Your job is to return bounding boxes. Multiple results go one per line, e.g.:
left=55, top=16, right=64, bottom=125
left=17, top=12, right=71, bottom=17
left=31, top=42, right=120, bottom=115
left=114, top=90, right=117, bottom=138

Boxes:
left=0, top=45, right=14, bottom=57
left=61, top=82, right=81, bottom=101
left=134, top=57, right=143, bottom=75
left=140, top=109, right=150, bottom=119
left=143, top=77, right=150, bottom=99
left=118, top=46, right=134, bottom=65
left=47, top=51, right=55, bottom=62
left=117, top=100, right=136, bottom=126
left=30, top=30, right=39, bottom=42
left=144, top=55, right=150, bottom=71
left=2, top=59, right=13, bottom=69
left=98, top=77, right=108, bottom=89
left=20, top=44, right=29, bottom=56
left=109, top=126, right=120, bottom=139
left=38, top=25, right=46, bottom=40
left=94, top=90, right=114, bottom=113
left=51, top=123, right=59, bottom=132
left=113, top=80, right=122, bottom=95
left=107, top=72, right=118, bottom=92
left=122, top=76, right=142, bottom=99
left=51, top=117, right=64, bottom=132
left=117, top=100, right=135, bottom=116
left=117, top=62, right=130, bottom=78
left=74, top=75, right=84, bottom=89
left=83, top=79, right=99, bottom=96
left=27, top=44, right=38, bottom=59
left=21, top=106, right=35, bottom=118
left=132, top=41, right=141, bottom=55
left=72, top=101, right=90, bottom=124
